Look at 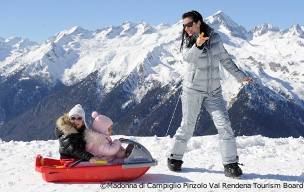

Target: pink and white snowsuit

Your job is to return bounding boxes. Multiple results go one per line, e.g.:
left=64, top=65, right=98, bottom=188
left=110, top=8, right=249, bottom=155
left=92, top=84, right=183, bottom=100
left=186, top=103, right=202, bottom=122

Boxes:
left=84, top=112, right=126, bottom=164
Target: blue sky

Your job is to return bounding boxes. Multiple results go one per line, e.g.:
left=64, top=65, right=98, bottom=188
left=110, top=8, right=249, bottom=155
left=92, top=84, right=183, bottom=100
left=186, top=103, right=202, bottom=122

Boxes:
left=1, top=0, right=303, bottom=43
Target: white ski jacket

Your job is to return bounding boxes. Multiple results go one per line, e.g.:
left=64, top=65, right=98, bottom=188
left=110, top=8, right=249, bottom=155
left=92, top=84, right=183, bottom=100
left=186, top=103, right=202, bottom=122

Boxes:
left=182, top=27, right=246, bottom=95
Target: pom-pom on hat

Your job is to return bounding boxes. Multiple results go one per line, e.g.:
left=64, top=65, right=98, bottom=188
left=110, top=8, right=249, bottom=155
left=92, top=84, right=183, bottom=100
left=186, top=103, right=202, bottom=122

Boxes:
left=92, top=111, right=113, bottom=135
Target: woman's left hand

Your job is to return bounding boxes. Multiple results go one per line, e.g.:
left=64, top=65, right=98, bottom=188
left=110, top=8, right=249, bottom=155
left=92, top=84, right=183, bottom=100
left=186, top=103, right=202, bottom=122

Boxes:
left=196, top=35, right=209, bottom=47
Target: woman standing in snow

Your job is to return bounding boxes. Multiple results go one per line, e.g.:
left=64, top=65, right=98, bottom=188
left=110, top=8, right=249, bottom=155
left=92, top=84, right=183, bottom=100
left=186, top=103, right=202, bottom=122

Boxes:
left=167, top=10, right=250, bottom=178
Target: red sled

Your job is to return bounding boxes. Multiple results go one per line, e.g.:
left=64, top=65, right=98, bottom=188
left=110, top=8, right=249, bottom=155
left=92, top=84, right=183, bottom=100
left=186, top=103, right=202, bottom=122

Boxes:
left=35, top=139, right=157, bottom=182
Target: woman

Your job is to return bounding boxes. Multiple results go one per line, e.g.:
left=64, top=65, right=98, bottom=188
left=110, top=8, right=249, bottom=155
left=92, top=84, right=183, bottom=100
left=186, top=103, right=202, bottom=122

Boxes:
left=54, top=104, right=96, bottom=167
left=167, top=10, right=250, bottom=178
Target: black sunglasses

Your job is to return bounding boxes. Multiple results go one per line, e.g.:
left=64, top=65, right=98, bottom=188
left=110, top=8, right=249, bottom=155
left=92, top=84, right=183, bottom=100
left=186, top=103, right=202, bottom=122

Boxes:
left=70, top=117, right=83, bottom=121
left=183, top=21, right=195, bottom=28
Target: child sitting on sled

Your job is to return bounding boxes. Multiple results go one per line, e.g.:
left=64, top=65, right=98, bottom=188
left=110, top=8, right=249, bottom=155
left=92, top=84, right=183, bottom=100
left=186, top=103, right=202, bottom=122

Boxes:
left=84, top=111, right=126, bottom=164
left=54, top=104, right=96, bottom=167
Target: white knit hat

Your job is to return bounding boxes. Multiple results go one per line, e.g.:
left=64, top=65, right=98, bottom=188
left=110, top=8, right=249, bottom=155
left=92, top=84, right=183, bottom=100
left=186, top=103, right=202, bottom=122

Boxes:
left=68, top=104, right=87, bottom=126
left=92, top=111, right=113, bottom=135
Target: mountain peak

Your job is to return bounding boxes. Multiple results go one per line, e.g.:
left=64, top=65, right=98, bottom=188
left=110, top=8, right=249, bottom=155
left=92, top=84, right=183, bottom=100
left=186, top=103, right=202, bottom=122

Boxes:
left=281, top=23, right=304, bottom=37
left=205, top=10, right=248, bottom=39
left=136, top=21, right=155, bottom=34
left=290, top=23, right=303, bottom=33
left=67, top=26, right=85, bottom=34
left=251, top=23, right=280, bottom=36
left=213, top=10, right=229, bottom=18
left=207, top=10, right=238, bottom=28
left=0, top=36, right=38, bottom=51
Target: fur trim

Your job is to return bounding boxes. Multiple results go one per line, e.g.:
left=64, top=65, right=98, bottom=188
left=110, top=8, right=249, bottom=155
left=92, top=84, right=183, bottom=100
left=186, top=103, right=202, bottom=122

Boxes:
left=56, top=114, right=78, bottom=134
left=84, top=129, right=106, bottom=146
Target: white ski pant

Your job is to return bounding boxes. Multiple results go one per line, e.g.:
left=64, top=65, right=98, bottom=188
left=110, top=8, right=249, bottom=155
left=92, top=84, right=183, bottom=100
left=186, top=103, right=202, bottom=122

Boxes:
left=170, top=87, right=239, bottom=165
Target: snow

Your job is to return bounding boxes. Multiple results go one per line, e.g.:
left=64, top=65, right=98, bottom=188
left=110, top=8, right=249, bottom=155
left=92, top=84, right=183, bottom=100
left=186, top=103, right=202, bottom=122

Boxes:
left=1, top=135, right=304, bottom=191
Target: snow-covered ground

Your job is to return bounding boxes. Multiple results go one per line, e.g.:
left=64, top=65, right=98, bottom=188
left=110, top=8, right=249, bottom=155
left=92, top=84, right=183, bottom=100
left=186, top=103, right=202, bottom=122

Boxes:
left=1, top=135, right=304, bottom=192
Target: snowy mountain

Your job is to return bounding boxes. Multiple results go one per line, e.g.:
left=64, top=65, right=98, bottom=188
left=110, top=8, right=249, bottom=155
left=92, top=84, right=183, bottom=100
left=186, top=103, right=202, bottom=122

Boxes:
left=1, top=135, right=304, bottom=191
left=0, top=11, right=303, bottom=141
left=0, top=37, right=38, bottom=80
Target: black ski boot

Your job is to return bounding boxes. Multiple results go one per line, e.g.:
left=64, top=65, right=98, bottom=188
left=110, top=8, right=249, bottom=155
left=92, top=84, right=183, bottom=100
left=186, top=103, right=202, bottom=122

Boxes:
left=167, top=158, right=183, bottom=172
left=224, top=163, right=243, bottom=179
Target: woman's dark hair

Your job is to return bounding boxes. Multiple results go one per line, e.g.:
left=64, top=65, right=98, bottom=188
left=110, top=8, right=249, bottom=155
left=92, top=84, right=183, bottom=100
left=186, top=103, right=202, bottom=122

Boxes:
left=180, top=10, right=210, bottom=51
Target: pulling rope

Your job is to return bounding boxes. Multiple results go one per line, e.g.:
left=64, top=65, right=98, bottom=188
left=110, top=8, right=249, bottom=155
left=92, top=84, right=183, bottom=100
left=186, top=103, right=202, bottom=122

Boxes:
left=157, top=38, right=200, bottom=159
left=163, top=35, right=198, bottom=138
left=165, top=86, right=183, bottom=137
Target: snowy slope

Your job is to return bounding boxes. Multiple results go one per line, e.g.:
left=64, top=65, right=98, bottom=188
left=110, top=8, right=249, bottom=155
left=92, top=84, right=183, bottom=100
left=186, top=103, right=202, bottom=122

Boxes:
left=0, top=135, right=304, bottom=192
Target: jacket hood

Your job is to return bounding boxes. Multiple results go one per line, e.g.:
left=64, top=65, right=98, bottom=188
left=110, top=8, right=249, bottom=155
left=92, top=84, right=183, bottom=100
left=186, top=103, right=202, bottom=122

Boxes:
left=205, top=26, right=214, bottom=48
left=206, top=26, right=214, bottom=37
left=56, top=114, right=79, bottom=135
